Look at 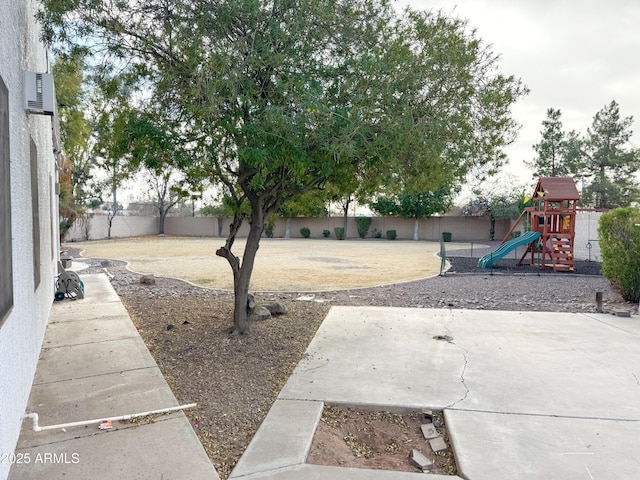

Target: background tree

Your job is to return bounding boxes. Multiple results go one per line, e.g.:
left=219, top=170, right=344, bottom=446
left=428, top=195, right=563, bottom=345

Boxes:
left=200, top=193, right=244, bottom=237
left=526, top=108, right=569, bottom=178
left=90, top=82, right=142, bottom=238
left=461, top=179, right=529, bottom=240
left=122, top=112, right=193, bottom=234
left=278, top=190, right=329, bottom=239
left=528, top=101, right=639, bottom=208
left=53, top=56, right=92, bottom=240
left=145, top=168, right=188, bottom=234
left=41, top=0, right=527, bottom=335
left=370, top=187, right=457, bottom=240
left=574, top=101, right=640, bottom=208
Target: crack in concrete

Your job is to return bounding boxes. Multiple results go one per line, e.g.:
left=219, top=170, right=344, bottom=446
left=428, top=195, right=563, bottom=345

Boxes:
left=446, top=340, right=470, bottom=408
left=443, top=309, right=470, bottom=409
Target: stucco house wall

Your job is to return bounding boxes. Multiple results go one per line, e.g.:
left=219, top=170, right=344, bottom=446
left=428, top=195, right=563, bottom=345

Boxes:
left=0, top=2, right=60, bottom=478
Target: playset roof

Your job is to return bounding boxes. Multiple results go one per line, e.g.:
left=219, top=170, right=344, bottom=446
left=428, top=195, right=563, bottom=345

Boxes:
left=533, top=177, right=580, bottom=201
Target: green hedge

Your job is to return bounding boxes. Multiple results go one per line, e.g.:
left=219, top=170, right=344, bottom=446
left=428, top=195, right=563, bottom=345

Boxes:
left=599, top=207, right=640, bottom=302
left=355, top=217, right=372, bottom=239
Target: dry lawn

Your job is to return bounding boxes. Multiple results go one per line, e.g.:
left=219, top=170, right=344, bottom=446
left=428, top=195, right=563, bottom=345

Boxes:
left=77, top=236, right=462, bottom=291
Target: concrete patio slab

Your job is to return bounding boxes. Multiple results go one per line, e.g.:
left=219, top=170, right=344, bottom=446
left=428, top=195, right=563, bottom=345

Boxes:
left=239, top=305, right=640, bottom=479
left=280, top=307, right=640, bottom=419
left=49, top=300, right=130, bottom=323
left=279, top=307, right=466, bottom=409
left=446, top=409, right=640, bottom=480
left=583, top=312, right=640, bottom=336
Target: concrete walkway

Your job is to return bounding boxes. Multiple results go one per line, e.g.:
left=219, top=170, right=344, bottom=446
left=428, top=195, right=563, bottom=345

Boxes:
left=9, top=274, right=218, bottom=480
left=231, top=306, right=640, bottom=479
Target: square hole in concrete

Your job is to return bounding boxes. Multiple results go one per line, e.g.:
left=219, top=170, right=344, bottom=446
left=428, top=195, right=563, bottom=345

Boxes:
left=307, top=404, right=458, bottom=475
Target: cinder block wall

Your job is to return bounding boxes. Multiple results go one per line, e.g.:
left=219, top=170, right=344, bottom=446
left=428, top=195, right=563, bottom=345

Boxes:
left=69, top=214, right=508, bottom=242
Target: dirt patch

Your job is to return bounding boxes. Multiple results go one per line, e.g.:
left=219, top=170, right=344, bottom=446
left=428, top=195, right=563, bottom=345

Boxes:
left=308, top=405, right=457, bottom=475
left=121, top=292, right=330, bottom=478
left=75, top=236, right=464, bottom=291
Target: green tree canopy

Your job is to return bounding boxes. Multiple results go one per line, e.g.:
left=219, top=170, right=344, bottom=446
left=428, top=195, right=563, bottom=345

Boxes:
left=370, top=187, right=457, bottom=240
left=577, top=101, right=640, bottom=208
left=527, top=101, right=639, bottom=208
left=526, top=107, right=570, bottom=178
left=53, top=56, right=92, bottom=239
left=461, top=179, right=530, bottom=240
left=40, top=0, right=527, bottom=334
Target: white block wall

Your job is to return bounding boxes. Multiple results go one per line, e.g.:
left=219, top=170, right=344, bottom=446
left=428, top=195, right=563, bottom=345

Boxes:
left=66, top=214, right=159, bottom=241
left=0, top=1, right=59, bottom=478
left=574, top=210, right=603, bottom=262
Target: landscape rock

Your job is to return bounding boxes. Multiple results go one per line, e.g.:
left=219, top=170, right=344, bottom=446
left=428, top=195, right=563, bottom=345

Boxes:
left=250, top=306, right=272, bottom=322
left=247, top=293, right=257, bottom=310
left=409, top=448, right=433, bottom=471
left=140, top=275, right=156, bottom=285
left=296, top=295, right=316, bottom=301
left=263, top=302, right=287, bottom=316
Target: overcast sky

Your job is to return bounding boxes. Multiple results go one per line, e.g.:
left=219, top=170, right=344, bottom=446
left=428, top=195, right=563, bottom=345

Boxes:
left=398, top=0, right=640, bottom=187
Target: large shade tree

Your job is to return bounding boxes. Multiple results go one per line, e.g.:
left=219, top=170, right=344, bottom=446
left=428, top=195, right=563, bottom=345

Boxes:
left=40, top=0, right=527, bottom=335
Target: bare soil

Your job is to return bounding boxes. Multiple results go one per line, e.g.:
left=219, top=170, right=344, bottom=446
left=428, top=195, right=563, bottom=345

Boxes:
left=308, top=406, right=457, bottom=475
left=64, top=239, right=630, bottom=479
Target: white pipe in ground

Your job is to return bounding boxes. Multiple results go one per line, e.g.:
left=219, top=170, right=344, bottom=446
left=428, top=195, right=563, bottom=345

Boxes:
left=23, top=403, right=197, bottom=432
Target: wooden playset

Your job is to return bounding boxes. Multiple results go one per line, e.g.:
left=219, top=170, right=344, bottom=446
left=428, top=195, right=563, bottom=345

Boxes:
left=503, top=177, right=580, bottom=272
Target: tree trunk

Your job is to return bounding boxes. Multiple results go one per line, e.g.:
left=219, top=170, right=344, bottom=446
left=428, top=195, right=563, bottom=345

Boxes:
left=108, top=173, right=117, bottom=240
left=413, top=218, right=419, bottom=241
left=490, top=214, right=496, bottom=241
left=233, top=210, right=264, bottom=335
left=107, top=213, right=114, bottom=239
left=158, top=211, right=166, bottom=235
left=217, top=203, right=266, bottom=336
left=342, top=196, right=351, bottom=238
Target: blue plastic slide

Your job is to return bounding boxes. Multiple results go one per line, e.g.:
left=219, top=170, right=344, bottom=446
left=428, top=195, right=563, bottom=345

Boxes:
left=477, top=231, right=541, bottom=268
